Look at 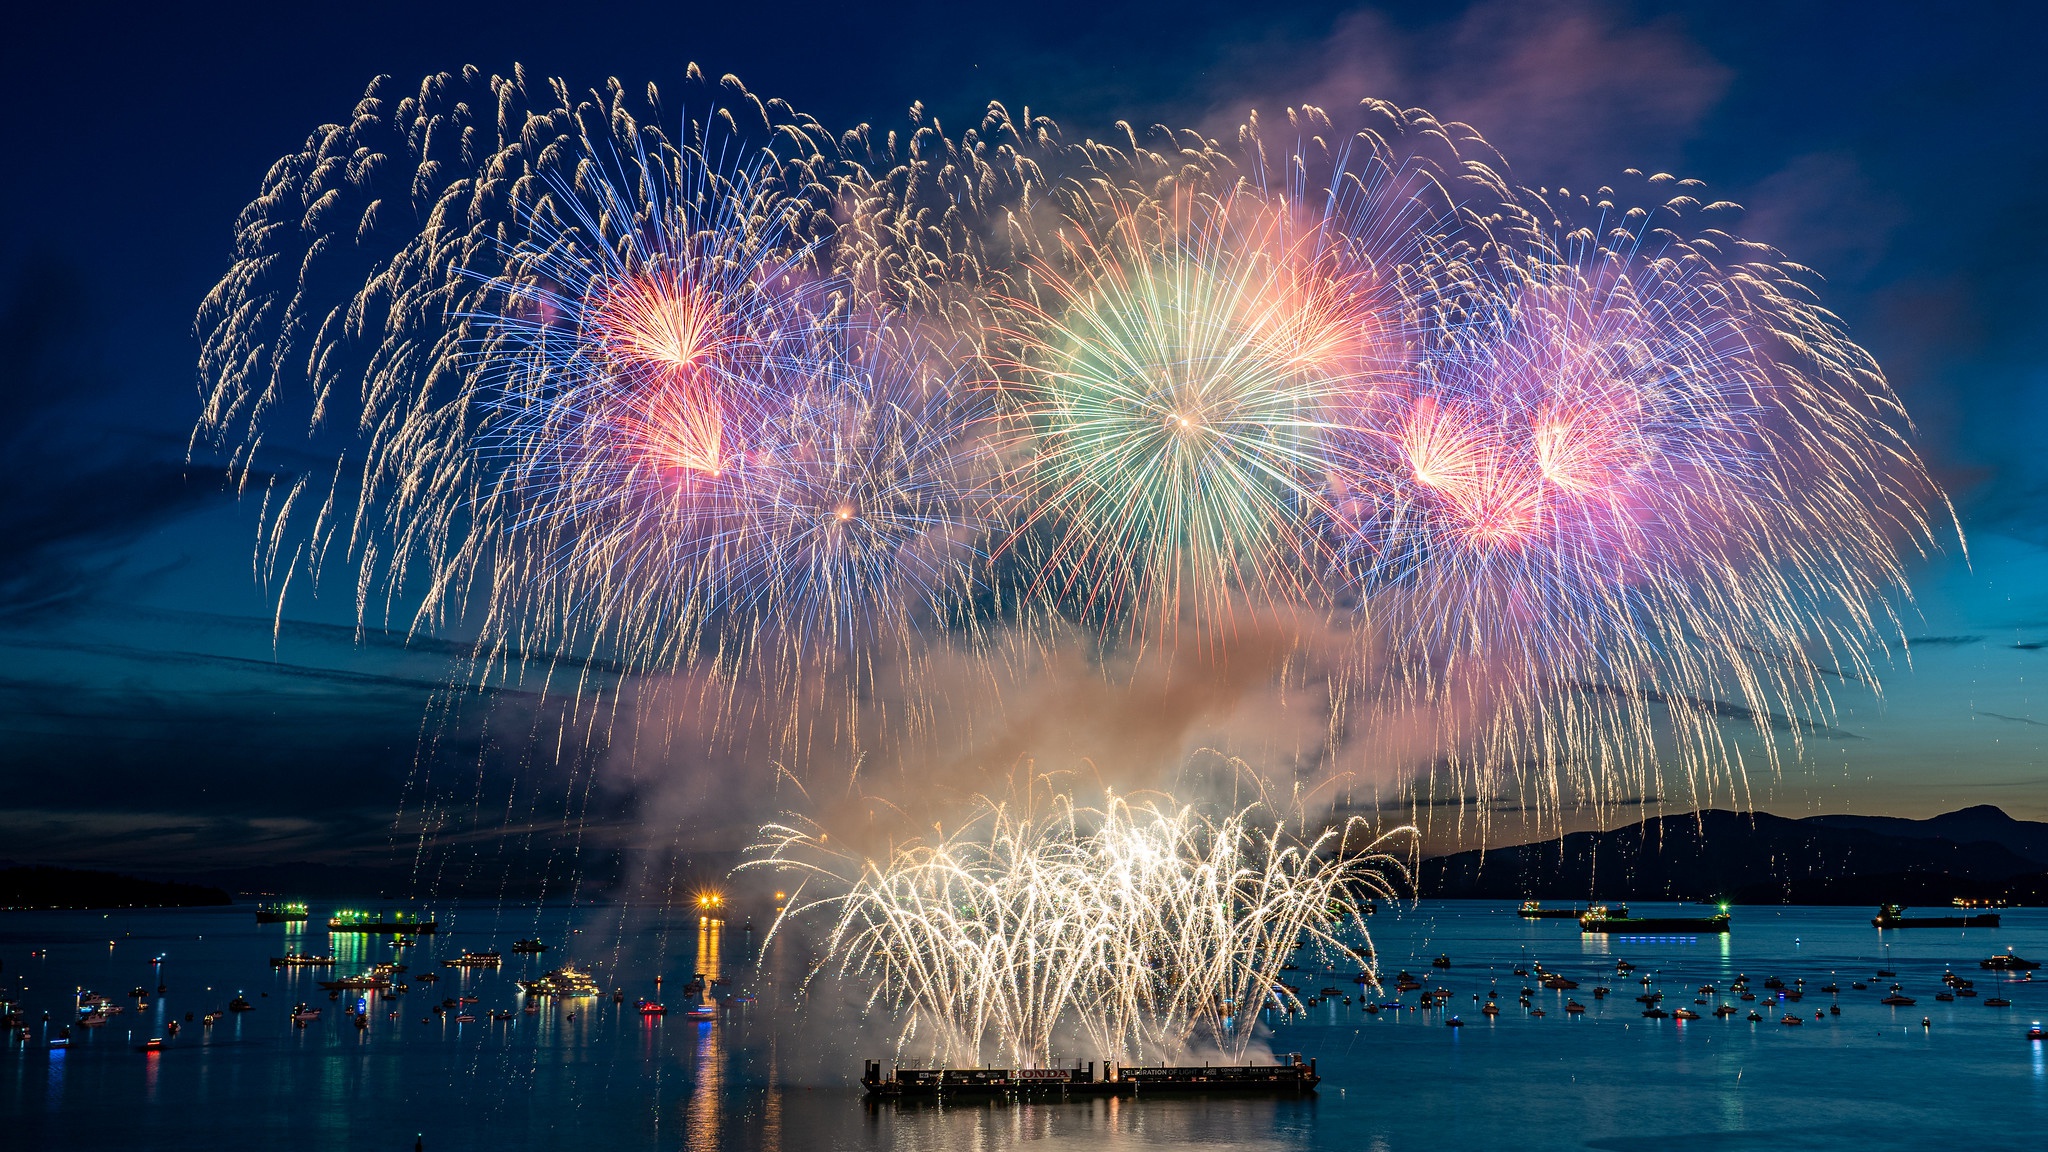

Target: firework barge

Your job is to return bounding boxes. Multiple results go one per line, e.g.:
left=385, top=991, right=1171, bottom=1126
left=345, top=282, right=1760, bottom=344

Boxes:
left=862, top=1054, right=1320, bottom=1098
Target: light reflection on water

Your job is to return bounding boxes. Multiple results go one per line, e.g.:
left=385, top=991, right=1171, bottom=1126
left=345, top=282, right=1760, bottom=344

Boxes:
left=0, top=901, right=2044, bottom=1150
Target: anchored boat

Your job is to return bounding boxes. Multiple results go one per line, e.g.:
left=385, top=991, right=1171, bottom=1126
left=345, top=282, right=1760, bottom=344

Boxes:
left=1872, top=904, right=2001, bottom=929
left=862, top=1054, right=1320, bottom=1098
left=1580, top=903, right=1731, bottom=934
left=327, top=909, right=437, bottom=934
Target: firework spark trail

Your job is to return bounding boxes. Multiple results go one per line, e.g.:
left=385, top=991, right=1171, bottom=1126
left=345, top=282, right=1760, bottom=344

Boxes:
left=1322, top=176, right=1951, bottom=821
left=746, top=783, right=1409, bottom=1066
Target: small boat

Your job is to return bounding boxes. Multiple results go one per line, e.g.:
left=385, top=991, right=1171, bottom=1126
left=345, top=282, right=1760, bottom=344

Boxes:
left=1445, top=1016, right=1463, bottom=1027
left=1936, top=992, right=1955, bottom=1002
left=1481, top=1002, right=1500, bottom=1016
left=519, top=967, right=602, bottom=997
left=1517, top=900, right=1583, bottom=919
left=228, top=996, right=253, bottom=1012
left=454, top=1014, right=476, bottom=1023
left=270, top=954, right=335, bottom=968
left=138, top=1037, right=165, bottom=1052
left=1673, top=1008, right=1699, bottom=1020
left=1746, top=1010, right=1763, bottom=1022
left=1529, top=1007, right=1546, bottom=1017
left=1821, top=983, right=1840, bottom=993
left=2028, top=1023, right=2046, bottom=1041
left=1432, top=955, right=1451, bottom=968
left=1713, top=1004, right=1738, bottom=1018
left=1780, top=1014, right=1803, bottom=1026
left=1985, top=997, right=2013, bottom=1008
left=1565, top=1001, right=1585, bottom=1014
left=1829, top=1003, right=1840, bottom=1016
left=511, top=939, right=550, bottom=953
left=1981, top=950, right=2042, bottom=971
left=1641, top=1007, right=1669, bottom=1019
left=1881, top=994, right=1916, bottom=1006
left=638, top=1000, right=667, bottom=1016
left=442, top=951, right=503, bottom=968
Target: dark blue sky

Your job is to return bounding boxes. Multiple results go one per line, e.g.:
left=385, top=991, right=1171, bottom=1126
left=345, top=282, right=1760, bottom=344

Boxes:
left=3, top=0, right=2046, bottom=872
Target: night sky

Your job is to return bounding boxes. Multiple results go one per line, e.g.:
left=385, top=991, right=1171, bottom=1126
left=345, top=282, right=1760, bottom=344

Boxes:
left=4, top=0, right=2046, bottom=875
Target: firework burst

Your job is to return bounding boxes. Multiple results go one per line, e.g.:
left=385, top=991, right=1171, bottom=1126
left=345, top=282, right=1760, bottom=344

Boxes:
left=748, top=779, right=1409, bottom=1066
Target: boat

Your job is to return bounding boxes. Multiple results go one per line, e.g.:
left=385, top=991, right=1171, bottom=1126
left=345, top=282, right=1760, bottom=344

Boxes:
left=1673, top=1008, right=1699, bottom=1020
left=1565, top=1000, right=1585, bottom=1014
left=228, top=995, right=253, bottom=1012
left=318, top=964, right=404, bottom=991
left=1746, top=1010, right=1763, bottom=1022
left=1981, top=950, right=2042, bottom=971
left=863, top=1054, right=1320, bottom=1098
left=254, top=902, right=309, bottom=923
left=511, top=939, right=550, bottom=953
left=442, top=951, right=503, bottom=968
left=1985, top=997, right=2013, bottom=1007
left=1579, top=904, right=1731, bottom=934
left=638, top=1000, right=667, bottom=1016
left=1642, top=1007, right=1669, bottom=1019
left=1872, top=903, right=2001, bottom=929
left=1713, top=1004, right=1738, bottom=1018
left=270, top=953, right=335, bottom=968
left=138, top=1037, right=165, bottom=1052
left=327, top=909, right=438, bottom=935
left=1432, top=954, right=1451, bottom=968
left=1780, top=1014, right=1803, bottom=1026
left=1517, top=900, right=1583, bottom=919
left=2028, top=1022, right=2046, bottom=1041
left=1881, top=994, right=1916, bottom=1006
left=518, top=967, right=602, bottom=997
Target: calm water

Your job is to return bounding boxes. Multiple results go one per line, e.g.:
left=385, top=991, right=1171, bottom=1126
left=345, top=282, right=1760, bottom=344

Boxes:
left=3, top=900, right=2045, bottom=1150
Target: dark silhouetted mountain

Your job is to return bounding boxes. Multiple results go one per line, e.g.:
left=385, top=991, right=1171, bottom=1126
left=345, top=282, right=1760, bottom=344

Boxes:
left=1803, top=805, right=2048, bottom=868
left=0, top=865, right=231, bottom=909
left=1420, top=807, right=2048, bottom=904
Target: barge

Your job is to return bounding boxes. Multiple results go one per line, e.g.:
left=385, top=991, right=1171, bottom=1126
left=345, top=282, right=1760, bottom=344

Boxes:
left=1517, top=901, right=1584, bottom=919
left=255, top=902, right=309, bottom=923
left=1579, top=903, right=1731, bottom=934
left=1872, top=904, right=2001, bottom=929
left=328, top=909, right=438, bottom=934
left=862, top=1054, right=1320, bottom=1098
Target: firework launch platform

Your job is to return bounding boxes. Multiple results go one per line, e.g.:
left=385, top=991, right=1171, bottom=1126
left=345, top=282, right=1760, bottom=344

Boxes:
left=862, top=1055, right=1319, bottom=1098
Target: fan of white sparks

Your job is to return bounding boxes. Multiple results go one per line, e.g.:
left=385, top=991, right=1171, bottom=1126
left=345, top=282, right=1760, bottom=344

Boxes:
left=746, top=787, right=1412, bottom=1066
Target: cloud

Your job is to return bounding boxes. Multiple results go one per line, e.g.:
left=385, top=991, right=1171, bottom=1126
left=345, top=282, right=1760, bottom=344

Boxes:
left=0, top=254, right=239, bottom=616
left=1977, top=711, right=2048, bottom=728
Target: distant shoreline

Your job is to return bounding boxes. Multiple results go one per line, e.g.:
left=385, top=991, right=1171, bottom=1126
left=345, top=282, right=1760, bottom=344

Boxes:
left=0, top=865, right=231, bottom=911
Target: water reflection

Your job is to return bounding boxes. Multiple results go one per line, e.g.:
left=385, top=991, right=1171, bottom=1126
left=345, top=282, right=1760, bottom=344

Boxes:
left=686, top=910, right=725, bottom=1149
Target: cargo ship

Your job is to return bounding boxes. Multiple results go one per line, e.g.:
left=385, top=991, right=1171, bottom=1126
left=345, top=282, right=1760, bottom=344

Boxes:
left=1517, top=901, right=1584, bottom=919
left=327, top=909, right=438, bottom=934
left=255, top=902, right=309, bottom=923
left=1872, top=904, right=2001, bottom=929
left=862, top=1054, right=1320, bottom=1098
left=1579, top=903, right=1731, bottom=934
